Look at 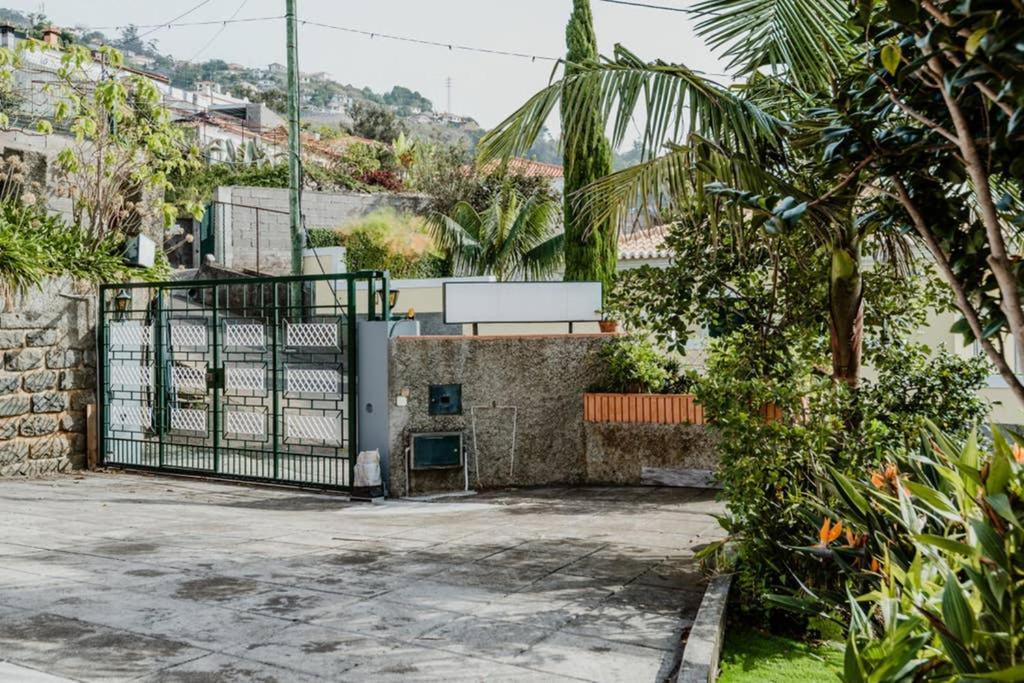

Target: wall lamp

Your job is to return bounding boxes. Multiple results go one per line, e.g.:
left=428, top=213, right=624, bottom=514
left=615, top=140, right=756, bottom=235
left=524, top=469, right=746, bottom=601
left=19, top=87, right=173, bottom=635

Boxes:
left=113, top=288, right=132, bottom=320
left=375, top=288, right=400, bottom=314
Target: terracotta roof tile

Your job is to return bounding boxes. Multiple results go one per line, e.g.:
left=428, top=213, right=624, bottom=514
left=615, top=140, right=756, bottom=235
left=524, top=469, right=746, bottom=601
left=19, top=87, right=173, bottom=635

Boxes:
left=473, top=158, right=564, bottom=178
left=618, top=225, right=669, bottom=260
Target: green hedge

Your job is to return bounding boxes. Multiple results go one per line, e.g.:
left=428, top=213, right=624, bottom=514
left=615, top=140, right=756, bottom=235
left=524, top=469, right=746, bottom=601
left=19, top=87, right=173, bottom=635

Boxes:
left=305, top=209, right=448, bottom=279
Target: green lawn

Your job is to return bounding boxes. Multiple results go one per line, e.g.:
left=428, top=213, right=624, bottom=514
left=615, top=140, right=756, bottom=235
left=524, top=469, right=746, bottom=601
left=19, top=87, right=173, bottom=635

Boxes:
left=717, top=625, right=843, bottom=683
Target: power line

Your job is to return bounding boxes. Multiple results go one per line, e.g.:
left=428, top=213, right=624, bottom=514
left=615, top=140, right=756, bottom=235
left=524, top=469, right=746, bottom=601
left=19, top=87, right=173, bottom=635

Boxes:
left=68, top=10, right=733, bottom=78
left=137, top=0, right=216, bottom=39
left=73, top=16, right=283, bottom=33
left=300, top=19, right=559, bottom=62
left=596, top=0, right=699, bottom=13
left=183, top=0, right=250, bottom=64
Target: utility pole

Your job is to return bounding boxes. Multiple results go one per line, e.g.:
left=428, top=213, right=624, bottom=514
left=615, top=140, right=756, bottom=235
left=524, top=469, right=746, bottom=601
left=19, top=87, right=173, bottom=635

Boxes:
left=285, top=0, right=303, bottom=280
left=445, top=76, right=451, bottom=114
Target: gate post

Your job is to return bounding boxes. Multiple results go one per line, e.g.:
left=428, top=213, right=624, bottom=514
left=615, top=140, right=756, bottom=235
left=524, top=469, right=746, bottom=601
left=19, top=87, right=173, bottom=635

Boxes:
left=346, top=277, right=358, bottom=488
left=271, top=282, right=281, bottom=480
left=155, top=286, right=166, bottom=468
left=96, top=285, right=107, bottom=466
left=211, top=284, right=220, bottom=473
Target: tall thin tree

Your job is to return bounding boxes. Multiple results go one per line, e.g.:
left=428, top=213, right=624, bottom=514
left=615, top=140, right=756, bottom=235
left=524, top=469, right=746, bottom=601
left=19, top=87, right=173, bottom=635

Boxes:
left=562, top=0, right=616, bottom=287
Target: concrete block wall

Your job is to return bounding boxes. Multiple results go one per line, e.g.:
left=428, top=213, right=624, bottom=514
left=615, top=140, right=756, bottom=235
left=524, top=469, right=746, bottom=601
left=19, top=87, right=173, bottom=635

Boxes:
left=214, top=186, right=430, bottom=275
left=0, top=278, right=95, bottom=477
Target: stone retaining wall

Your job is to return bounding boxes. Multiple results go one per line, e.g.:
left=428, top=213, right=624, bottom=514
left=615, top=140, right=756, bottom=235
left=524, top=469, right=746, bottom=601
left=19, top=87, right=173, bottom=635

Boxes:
left=0, top=278, right=95, bottom=477
left=387, top=334, right=719, bottom=496
left=584, top=421, right=718, bottom=485
left=389, top=334, right=612, bottom=496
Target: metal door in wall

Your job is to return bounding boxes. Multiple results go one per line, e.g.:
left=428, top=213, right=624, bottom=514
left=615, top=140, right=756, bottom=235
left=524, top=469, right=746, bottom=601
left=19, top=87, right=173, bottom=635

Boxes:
left=97, top=271, right=391, bottom=490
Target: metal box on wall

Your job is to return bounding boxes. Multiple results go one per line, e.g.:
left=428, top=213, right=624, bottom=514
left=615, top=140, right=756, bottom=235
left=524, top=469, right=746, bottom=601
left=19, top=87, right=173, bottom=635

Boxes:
left=410, top=432, right=463, bottom=470
left=428, top=384, right=462, bottom=415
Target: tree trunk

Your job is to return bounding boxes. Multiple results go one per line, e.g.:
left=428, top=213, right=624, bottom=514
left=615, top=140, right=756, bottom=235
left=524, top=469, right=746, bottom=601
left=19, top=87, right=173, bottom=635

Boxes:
left=895, top=179, right=1024, bottom=408
left=829, top=244, right=863, bottom=388
left=931, top=53, right=1024, bottom=374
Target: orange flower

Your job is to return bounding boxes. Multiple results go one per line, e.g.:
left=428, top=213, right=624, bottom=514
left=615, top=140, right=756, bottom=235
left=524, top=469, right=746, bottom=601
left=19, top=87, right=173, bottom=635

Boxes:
left=870, top=557, right=881, bottom=572
left=870, top=463, right=908, bottom=495
left=818, top=518, right=843, bottom=547
left=1012, top=443, right=1024, bottom=465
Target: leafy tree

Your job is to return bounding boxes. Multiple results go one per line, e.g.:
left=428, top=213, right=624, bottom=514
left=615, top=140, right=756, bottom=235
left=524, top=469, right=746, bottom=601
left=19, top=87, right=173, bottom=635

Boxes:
left=0, top=43, right=202, bottom=239
left=428, top=185, right=563, bottom=281
left=346, top=100, right=405, bottom=142
left=114, top=25, right=159, bottom=57
left=480, top=12, right=884, bottom=386
left=562, top=0, right=616, bottom=288
left=806, top=2, right=1024, bottom=407
left=382, top=85, right=432, bottom=113
left=411, top=143, right=559, bottom=218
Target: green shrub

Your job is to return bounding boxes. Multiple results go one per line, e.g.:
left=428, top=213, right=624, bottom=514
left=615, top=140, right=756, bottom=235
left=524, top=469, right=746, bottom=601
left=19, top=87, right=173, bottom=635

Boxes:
left=695, top=330, right=990, bottom=620
left=168, top=160, right=364, bottom=207
left=306, top=228, right=343, bottom=249
left=0, top=198, right=157, bottom=304
left=856, top=343, right=988, bottom=456
left=307, top=209, right=447, bottom=279
left=694, top=329, right=855, bottom=616
left=593, top=335, right=674, bottom=393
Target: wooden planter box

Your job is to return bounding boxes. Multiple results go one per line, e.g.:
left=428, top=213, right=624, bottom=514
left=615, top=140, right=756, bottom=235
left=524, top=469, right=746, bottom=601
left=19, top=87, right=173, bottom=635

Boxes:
left=584, top=393, right=705, bottom=425
left=584, top=393, right=786, bottom=425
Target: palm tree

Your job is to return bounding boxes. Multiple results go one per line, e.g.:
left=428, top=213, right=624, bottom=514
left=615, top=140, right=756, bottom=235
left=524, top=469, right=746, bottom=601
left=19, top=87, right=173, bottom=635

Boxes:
left=476, top=0, right=889, bottom=387
left=428, top=185, right=564, bottom=281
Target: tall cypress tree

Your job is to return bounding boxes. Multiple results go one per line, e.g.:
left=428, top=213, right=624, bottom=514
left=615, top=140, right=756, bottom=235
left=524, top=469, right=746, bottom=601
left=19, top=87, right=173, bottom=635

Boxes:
left=562, top=0, right=616, bottom=286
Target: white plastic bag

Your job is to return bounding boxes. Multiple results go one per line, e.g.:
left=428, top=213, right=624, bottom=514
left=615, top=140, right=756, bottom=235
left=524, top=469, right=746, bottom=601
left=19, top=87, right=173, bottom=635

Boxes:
left=354, top=449, right=381, bottom=487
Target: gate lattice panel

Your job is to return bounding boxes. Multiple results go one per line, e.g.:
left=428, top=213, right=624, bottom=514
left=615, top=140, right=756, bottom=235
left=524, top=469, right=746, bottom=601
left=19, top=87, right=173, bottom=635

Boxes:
left=98, top=271, right=390, bottom=491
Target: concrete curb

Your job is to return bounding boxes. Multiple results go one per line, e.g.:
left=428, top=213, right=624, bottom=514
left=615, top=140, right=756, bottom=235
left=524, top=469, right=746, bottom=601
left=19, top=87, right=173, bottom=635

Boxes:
left=677, top=574, right=733, bottom=683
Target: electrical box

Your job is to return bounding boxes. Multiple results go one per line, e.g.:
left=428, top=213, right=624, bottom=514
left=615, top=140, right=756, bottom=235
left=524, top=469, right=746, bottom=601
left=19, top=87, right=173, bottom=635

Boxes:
left=123, top=234, right=156, bottom=268
left=410, top=432, right=463, bottom=470
left=428, top=383, right=462, bottom=415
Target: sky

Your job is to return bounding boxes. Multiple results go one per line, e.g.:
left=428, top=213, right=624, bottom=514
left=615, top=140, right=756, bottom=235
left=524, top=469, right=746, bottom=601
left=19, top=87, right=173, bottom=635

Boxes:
left=5, top=0, right=726, bottom=133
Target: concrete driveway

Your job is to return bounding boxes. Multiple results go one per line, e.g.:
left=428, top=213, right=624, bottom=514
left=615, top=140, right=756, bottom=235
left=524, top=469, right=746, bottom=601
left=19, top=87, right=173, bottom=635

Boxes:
left=0, top=474, right=724, bottom=682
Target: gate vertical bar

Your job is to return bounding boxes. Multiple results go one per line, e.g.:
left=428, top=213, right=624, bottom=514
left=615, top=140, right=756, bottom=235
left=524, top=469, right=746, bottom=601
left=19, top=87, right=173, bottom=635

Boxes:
left=346, top=277, right=357, bottom=488
left=271, top=282, right=281, bottom=480
left=381, top=272, right=391, bottom=321
left=97, top=285, right=107, bottom=466
left=212, top=284, right=220, bottom=473
left=155, top=286, right=165, bottom=468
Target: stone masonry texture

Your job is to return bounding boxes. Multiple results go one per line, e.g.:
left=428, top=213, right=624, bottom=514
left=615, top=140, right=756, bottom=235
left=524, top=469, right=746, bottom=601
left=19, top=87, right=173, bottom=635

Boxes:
left=583, top=422, right=719, bottom=485
left=388, top=334, right=614, bottom=496
left=0, top=277, right=95, bottom=477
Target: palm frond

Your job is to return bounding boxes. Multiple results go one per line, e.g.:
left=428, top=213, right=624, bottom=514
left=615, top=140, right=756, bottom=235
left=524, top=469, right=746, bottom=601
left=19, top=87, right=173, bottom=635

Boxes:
left=496, top=192, right=559, bottom=265
left=692, top=0, right=853, bottom=92
left=478, top=47, right=786, bottom=166
left=427, top=204, right=484, bottom=275
left=521, top=233, right=565, bottom=281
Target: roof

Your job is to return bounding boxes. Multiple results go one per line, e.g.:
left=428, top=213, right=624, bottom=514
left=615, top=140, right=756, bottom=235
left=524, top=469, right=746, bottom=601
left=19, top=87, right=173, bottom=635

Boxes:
left=618, top=225, right=669, bottom=261
left=475, top=158, right=564, bottom=179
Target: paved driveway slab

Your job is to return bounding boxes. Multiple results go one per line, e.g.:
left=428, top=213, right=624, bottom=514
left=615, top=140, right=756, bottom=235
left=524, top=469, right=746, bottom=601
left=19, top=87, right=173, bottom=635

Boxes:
left=0, top=474, right=724, bottom=682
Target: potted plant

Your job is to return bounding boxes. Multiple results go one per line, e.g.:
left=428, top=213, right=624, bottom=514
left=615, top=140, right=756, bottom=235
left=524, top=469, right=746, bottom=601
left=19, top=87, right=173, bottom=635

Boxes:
left=597, top=310, right=619, bottom=333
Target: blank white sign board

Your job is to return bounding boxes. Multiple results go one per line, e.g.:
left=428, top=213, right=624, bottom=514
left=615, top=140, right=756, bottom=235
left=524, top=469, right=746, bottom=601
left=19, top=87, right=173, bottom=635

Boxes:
left=443, top=282, right=603, bottom=324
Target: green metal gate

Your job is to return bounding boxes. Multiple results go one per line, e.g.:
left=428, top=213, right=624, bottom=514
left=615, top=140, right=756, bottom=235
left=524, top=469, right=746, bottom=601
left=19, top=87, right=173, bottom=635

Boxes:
left=97, top=271, right=391, bottom=490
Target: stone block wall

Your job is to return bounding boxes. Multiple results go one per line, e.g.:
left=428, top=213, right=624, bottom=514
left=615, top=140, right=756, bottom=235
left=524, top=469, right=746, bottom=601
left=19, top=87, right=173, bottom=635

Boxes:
left=213, top=186, right=431, bottom=275
left=0, top=278, right=95, bottom=477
